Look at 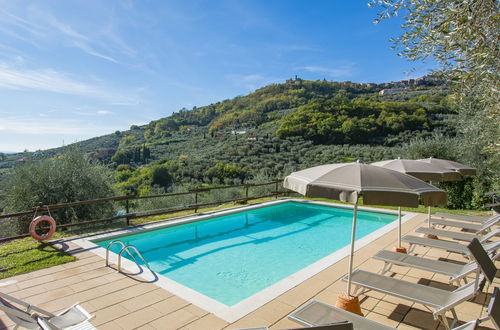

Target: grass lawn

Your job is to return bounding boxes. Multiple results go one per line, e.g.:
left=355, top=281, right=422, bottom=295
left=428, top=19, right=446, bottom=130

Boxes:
left=0, top=237, right=76, bottom=280
left=0, top=195, right=491, bottom=280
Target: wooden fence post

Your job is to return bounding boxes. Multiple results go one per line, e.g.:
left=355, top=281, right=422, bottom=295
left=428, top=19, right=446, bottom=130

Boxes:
left=125, top=198, right=130, bottom=226
left=245, top=185, right=249, bottom=201
left=194, top=191, right=198, bottom=213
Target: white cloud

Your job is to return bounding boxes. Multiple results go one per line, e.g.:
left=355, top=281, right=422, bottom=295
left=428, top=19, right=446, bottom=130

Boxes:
left=0, top=63, right=137, bottom=104
left=0, top=6, right=127, bottom=64
left=41, top=10, right=119, bottom=64
left=97, top=110, right=113, bottom=115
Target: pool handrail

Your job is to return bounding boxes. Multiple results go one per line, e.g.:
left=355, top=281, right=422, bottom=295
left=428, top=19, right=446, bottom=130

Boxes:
left=117, top=244, right=152, bottom=273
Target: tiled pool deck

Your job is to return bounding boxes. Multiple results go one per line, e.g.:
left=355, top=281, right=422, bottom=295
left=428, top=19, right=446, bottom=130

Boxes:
left=1, top=212, right=498, bottom=329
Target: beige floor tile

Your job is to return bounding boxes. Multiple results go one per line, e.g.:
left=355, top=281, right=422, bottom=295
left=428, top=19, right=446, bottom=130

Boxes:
left=10, top=284, right=47, bottom=299
left=249, top=299, right=295, bottom=324
left=120, top=289, right=169, bottom=312
left=149, top=309, right=198, bottom=330
left=67, top=275, right=110, bottom=293
left=179, top=314, right=228, bottom=330
left=183, top=304, right=209, bottom=318
left=0, top=283, right=19, bottom=294
left=92, top=304, right=130, bottom=326
left=151, top=295, right=190, bottom=315
left=87, top=289, right=133, bottom=310
left=224, top=316, right=269, bottom=329
left=374, top=300, right=399, bottom=313
left=270, top=317, right=303, bottom=329
left=364, top=311, right=400, bottom=328
left=114, top=306, right=163, bottom=330
left=97, top=321, right=124, bottom=330
left=401, top=308, right=440, bottom=330
left=136, top=324, right=157, bottom=330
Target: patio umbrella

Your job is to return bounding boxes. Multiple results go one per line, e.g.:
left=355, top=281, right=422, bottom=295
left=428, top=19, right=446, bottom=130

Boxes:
left=417, top=157, right=477, bottom=227
left=417, top=157, right=477, bottom=176
left=371, top=157, right=462, bottom=182
left=283, top=161, right=447, bottom=306
left=371, top=158, right=461, bottom=246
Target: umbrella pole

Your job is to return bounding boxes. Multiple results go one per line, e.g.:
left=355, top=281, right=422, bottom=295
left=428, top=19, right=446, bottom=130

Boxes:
left=398, top=207, right=402, bottom=247
left=347, top=202, right=358, bottom=297
left=424, top=205, right=439, bottom=239
left=335, top=200, right=363, bottom=316
left=428, top=206, right=431, bottom=228
left=393, top=207, right=407, bottom=253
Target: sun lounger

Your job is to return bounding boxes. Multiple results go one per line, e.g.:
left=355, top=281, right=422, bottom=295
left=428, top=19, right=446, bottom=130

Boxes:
left=344, top=270, right=478, bottom=329
left=415, top=227, right=500, bottom=243
left=433, top=212, right=499, bottom=224
left=288, top=300, right=395, bottom=330
left=401, top=234, right=500, bottom=255
left=373, top=249, right=498, bottom=285
left=452, top=286, right=499, bottom=330
left=0, top=292, right=95, bottom=330
left=430, top=215, right=499, bottom=233
left=342, top=239, right=497, bottom=329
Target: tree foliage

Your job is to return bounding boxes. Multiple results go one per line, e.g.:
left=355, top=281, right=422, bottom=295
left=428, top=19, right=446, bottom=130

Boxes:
left=371, top=0, right=500, bottom=203
left=277, top=97, right=430, bottom=144
left=4, top=150, right=115, bottom=234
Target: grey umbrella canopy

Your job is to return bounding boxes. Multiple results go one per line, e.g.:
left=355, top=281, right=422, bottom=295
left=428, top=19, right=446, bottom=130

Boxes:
left=371, top=158, right=462, bottom=182
left=371, top=157, right=460, bottom=240
left=284, top=161, right=447, bottom=297
left=284, top=162, right=447, bottom=207
left=417, top=157, right=477, bottom=176
left=415, top=157, right=476, bottom=228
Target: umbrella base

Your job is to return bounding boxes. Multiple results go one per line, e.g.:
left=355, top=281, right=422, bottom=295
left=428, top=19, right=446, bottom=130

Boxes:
left=393, top=246, right=408, bottom=253
left=421, top=233, right=439, bottom=239
left=335, top=295, right=363, bottom=316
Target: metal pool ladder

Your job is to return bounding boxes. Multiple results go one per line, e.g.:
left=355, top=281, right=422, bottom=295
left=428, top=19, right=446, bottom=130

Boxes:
left=106, top=240, right=152, bottom=273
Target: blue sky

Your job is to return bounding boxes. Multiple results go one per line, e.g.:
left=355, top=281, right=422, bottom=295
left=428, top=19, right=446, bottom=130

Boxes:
left=0, top=0, right=434, bottom=152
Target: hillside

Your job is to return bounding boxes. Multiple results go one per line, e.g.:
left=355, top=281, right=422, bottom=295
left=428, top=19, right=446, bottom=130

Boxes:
left=0, top=76, right=456, bottom=196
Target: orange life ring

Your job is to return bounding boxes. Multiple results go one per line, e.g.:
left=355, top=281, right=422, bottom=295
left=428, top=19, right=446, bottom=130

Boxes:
left=29, top=216, right=56, bottom=241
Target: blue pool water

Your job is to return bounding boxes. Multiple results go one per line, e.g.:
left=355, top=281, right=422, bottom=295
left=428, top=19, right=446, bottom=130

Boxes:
left=95, top=201, right=396, bottom=306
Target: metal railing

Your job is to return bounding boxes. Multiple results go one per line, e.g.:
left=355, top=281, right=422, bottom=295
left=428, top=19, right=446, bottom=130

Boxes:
left=105, top=240, right=152, bottom=273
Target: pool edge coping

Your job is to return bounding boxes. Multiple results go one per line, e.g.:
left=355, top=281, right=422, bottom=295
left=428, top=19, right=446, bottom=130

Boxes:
left=71, top=198, right=419, bottom=323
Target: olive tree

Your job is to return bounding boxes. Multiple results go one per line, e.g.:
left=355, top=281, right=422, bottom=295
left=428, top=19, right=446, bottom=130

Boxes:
left=4, top=149, right=116, bottom=234
left=370, top=0, right=500, bottom=206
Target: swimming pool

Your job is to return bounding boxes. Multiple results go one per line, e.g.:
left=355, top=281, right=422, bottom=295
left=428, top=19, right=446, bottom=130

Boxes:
left=79, top=199, right=415, bottom=322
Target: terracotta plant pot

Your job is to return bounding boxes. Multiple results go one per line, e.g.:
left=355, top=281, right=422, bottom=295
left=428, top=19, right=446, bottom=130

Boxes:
left=335, top=294, right=364, bottom=316
left=393, top=246, right=408, bottom=253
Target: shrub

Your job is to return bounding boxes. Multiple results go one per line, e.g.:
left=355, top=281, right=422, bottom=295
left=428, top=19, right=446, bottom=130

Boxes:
left=3, top=149, right=116, bottom=234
